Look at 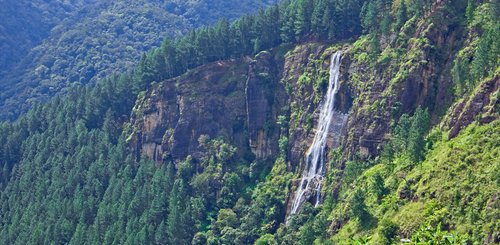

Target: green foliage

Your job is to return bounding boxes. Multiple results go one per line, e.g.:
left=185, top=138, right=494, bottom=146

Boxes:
left=255, top=233, right=274, bottom=245
left=278, top=136, right=289, bottom=157
left=167, top=179, right=195, bottom=244
left=408, top=0, right=432, bottom=17
left=410, top=224, right=469, bottom=244
left=0, top=0, right=279, bottom=120
left=360, top=0, right=399, bottom=35
left=452, top=2, right=500, bottom=96
left=349, top=189, right=371, bottom=222
left=328, top=120, right=499, bottom=242
left=1, top=0, right=497, bottom=244
left=392, top=107, right=430, bottom=163
left=0, top=0, right=81, bottom=72
left=239, top=157, right=293, bottom=241
left=360, top=0, right=379, bottom=33
left=465, top=0, right=475, bottom=23
left=370, top=173, right=388, bottom=202
left=377, top=219, right=398, bottom=244
left=396, top=0, right=408, bottom=30
left=369, top=33, right=381, bottom=59
left=471, top=26, right=499, bottom=81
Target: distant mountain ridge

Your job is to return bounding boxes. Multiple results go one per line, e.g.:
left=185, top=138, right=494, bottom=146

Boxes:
left=0, top=0, right=278, bottom=120
left=0, top=0, right=100, bottom=73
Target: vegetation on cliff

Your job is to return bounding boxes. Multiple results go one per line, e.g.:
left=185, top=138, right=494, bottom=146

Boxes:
left=0, top=0, right=498, bottom=244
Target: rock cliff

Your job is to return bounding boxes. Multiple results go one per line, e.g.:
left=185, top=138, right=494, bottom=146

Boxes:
left=127, top=1, right=499, bottom=229
left=128, top=51, right=286, bottom=165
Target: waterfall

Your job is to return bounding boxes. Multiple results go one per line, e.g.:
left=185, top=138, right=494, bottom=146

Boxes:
left=290, top=51, right=342, bottom=215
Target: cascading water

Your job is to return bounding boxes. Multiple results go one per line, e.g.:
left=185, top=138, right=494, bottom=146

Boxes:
left=290, top=51, right=342, bottom=215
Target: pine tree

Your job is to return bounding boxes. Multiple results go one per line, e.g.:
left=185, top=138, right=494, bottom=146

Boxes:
left=369, top=33, right=381, bottom=59
left=380, top=12, right=391, bottom=34
left=396, top=0, right=408, bottom=30
left=350, top=189, right=369, bottom=222
left=311, top=0, right=329, bottom=39
left=294, top=0, right=314, bottom=38
left=322, top=1, right=336, bottom=40
left=1, top=163, right=9, bottom=185
left=280, top=4, right=297, bottom=43
left=167, top=179, right=194, bottom=244
left=155, top=221, right=168, bottom=245
left=370, top=173, right=387, bottom=201
left=410, top=0, right=426, bottom=17
left=465, top=0, right=475, bottom=23
left=150, top=167, right=167, bottom=224
left=471, top=30, right=490, bottom=81
left=408, top=108, right=429, bottom=162
left=393, top=113, right=411, bottom=152
left=361, top=1, right=378, bottom=33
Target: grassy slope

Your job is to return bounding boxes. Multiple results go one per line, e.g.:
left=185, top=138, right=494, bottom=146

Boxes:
left=327, top=120, right=499, bottom=243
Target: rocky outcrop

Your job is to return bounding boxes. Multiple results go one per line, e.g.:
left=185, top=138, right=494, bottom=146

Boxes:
left=129, top=51, right=286, bottom=164
left=444, top=74, right=499, bottom=139
left=339, top=1, right=467, bottom=159
left=129, top=59, right=251, bottom=164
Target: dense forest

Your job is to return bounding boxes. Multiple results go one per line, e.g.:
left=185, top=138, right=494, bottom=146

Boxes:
left=0, top=0, right=498, bottom=244
left=0, top=0, right=93, bottom=73
left=0, top=0, right=278, bottom=121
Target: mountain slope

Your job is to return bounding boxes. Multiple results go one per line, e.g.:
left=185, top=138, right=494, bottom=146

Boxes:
left=0, top=0, right=498, bottom=244
left=0, top=0, right=278, bottom=120
left=0, top=0, right=98, bottom=74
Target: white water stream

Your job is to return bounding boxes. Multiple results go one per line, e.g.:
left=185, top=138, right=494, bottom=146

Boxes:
left=290, top=51, right=342, bottom=215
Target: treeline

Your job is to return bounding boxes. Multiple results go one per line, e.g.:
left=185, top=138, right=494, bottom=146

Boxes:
left=136, top=0, right=366, bottom=90
left=4, top=0, right=495, bottom=244
left=0, top=0, right=277, bottom=121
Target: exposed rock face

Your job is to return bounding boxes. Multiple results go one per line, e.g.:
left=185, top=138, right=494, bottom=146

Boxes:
left=444, top=75, right=499, bottom=139
left=130, top=42, right=356, bottom=171
left=127, top=19, right=497, bottom=221
left=128, top=2, right=494, bottom=218
left=129, top=59, right=251, bottom=164
left=128, top=8, right=477, bottom=168
left=129, top=51, right=285, bottom=164
left=340, top=2, right=467, bottom=159
left=246, top=51, right=284, bottom=160
left=284, top=44, right=329, bottom=170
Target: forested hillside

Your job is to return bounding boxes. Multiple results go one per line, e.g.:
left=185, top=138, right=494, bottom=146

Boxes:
left=0, top=0, right=278, bottom=120
left=0, top=0, right=498, bottom=244
left=0, top=0, right=95, bottom=73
